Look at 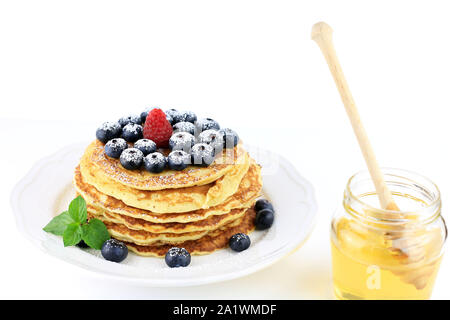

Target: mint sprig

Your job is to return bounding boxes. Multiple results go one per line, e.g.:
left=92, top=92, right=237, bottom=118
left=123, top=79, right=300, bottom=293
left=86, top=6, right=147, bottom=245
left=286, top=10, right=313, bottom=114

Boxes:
left=43, top=195, right=110, bottom=250
left=63, top=223, right=82, bottom=247
left=68, top=195, right=87, bottom=223
left=81, top=218, right=110, bottom=249
left=42, top=211, right=74, bottom=236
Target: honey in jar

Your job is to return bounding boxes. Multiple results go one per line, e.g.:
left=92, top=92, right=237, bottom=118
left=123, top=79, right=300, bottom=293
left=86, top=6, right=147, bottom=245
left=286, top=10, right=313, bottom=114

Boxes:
left=331, top=168, right=446, bottom=299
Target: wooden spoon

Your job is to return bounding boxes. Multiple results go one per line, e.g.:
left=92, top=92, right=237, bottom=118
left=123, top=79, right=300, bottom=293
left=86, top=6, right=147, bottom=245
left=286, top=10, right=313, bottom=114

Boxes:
left=311, top=22, right=432, bottom=289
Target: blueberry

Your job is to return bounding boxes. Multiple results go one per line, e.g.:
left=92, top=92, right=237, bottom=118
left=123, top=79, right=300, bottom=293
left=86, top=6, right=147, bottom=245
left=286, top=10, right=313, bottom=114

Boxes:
left=170, top=110, right=187, bottom=124
left=165, top=109, right=182, bottom=124
left=165, top=247, right=191, bottom=268
left=121, top=123, right=143, bottom=142
left=140, top=111, right=149, bottom=124
left=167, top=150, right=190, bottom=171
left=101, top=239, right=128, bottom=263
left=255, top=208, right=274, bottom=230
left=104, top=138, right=128, bottom=159
left=140, top=108, right=152, bottom=124
left=166, top=113, right=174, bottom=125
left=120, top=148, right=144, bottom=170
left=165, top=109, right=179, bottom=117
left=96, top=122, right=122, bottom=143
left=134, top=139, right=157, bottom=156
left=229, top=233, right=251, bottom=252
left=198, top=129, right=224, bottom=154
left=144, top=152, right=167, bottom=173
left=254, top=199, right=274, bottom=212
left=219, top=128, right=239, bottom=148
left=191, top=143, right=215, bottom=167
left=196, top=118, right=220, bottom=132
left=169, top=132, right=195, bottom=151
left=76, top=240, right=89, bottom=248
left=180, top=111, right=197, bottom=123
left=173, top=121, right=195, bottom=135
left=118, top=115, right=141, bottom=127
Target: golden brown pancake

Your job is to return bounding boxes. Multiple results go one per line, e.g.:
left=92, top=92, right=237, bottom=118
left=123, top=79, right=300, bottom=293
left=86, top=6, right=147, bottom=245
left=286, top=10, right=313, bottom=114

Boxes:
left=88, top=204, right=248, bottom=234
left=88, top=207, right=250, bottom=246
left=123, top=208, right=256, bottom=257
left=79, top=149, right=250, bottom=213
left=74, top=161, right=262, bottom=223
left=85, top=139, right=247, bottom=190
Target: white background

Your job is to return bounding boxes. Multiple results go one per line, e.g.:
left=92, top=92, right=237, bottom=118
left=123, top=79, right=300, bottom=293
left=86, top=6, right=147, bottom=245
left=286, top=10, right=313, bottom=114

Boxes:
left=1, top=0, right=449, bottom=299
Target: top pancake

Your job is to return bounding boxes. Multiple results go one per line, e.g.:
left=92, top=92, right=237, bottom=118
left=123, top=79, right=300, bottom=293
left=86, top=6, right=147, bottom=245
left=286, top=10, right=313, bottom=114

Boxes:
left=84, top=140, right=247, bottom=191
left=74, top=161, right=262, bottom=223
left=79, top=146, right=250, bottom=213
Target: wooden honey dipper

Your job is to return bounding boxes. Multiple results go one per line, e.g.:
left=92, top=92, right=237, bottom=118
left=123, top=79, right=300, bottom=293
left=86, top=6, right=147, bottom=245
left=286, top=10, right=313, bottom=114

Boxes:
left=311, top=22, right=433, bottom=290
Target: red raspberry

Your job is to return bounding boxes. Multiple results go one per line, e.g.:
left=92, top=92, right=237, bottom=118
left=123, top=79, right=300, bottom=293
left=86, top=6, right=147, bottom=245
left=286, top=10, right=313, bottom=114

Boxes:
left=143, top=108, right=173, bottom=148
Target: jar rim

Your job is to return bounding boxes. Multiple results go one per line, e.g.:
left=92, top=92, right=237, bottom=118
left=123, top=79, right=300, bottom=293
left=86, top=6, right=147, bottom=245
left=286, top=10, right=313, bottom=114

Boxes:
left=345, top=167, right=441, bottom=222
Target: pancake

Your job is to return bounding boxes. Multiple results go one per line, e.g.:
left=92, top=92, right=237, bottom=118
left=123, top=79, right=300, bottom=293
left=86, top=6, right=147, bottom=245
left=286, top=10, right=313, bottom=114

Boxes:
left=124, top=208, right=256, bottom=257
left=99, top=220, right=207, bottom=245
left=79, top=149, right=251, bottom=213
left=88, top=207, right=249, bottom=246
left=85, top=139, right=247, bottom=191
left=74, top=161, right=262, bottom=223
left=88, top=204, right=248, bottom=234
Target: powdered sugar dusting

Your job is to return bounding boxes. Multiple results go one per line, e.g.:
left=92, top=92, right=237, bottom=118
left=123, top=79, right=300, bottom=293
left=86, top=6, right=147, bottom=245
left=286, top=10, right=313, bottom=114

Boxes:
left=145, top=152, right=166, bottom=165
left=100, top=121, right=121, bottom=131
left=169, top=132, right=195, bottom=151
left=123, top=123, right=142, bottom=135
left=173, top=122, right=195, bottom=135
left=120, top=148, right=144, bottom=162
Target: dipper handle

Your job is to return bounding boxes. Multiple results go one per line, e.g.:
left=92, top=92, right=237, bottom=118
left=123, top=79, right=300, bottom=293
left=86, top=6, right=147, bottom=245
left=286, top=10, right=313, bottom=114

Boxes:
left=311, top=22, right=399, bottom=210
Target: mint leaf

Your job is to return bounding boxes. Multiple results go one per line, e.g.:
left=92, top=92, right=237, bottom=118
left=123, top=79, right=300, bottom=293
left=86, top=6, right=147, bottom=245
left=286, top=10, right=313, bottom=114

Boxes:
left=63, top=223, right=82, bottom=247
left=81, top=218, right=110, bottom=250
left=68, top=195, right=87, bottom=223
left=43, top=211, right=74, bottom=236
left=43, top=196, right=109, bottom=250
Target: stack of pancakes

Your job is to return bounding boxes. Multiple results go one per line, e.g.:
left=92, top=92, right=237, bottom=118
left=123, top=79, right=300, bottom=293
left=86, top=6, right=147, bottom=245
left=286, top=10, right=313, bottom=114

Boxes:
left=74, top=140, right=262, bottom=257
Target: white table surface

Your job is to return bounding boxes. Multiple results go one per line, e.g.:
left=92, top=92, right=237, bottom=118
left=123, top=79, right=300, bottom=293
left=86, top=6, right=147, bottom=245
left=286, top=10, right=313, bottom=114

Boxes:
left=1, top=121, right=448, bottom=299
left=1, top=0, right=449, bottom=299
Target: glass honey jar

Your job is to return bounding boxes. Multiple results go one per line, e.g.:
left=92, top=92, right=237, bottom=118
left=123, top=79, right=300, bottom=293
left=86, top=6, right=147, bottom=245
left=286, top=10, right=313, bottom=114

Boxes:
left=331, top=168, right=447, bottom=300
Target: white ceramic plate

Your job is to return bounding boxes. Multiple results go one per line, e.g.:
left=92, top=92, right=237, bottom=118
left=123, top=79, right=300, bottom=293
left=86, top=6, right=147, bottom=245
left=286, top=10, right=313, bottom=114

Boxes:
left=10, top=143, right=317, bottom=287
